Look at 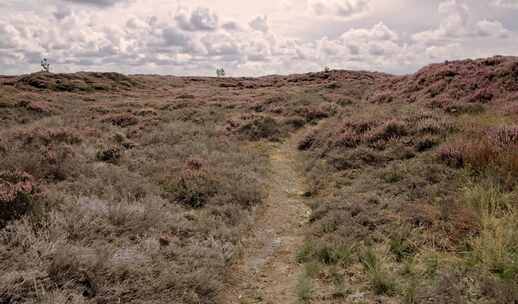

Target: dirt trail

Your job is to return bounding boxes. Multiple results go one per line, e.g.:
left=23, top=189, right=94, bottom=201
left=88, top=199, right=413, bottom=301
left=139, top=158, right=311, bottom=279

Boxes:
left=218, top=133, right=311, bottom=304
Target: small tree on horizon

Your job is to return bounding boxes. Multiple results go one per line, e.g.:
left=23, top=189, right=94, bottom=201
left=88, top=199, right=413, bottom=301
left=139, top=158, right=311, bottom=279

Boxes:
left=216, top=68, right=226, bottom=77
left=41, top=58, right=50, bottom=73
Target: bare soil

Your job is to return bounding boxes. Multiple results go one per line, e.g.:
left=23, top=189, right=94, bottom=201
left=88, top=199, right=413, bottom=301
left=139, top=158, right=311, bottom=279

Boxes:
left=217, top=132, right=311, bottom=304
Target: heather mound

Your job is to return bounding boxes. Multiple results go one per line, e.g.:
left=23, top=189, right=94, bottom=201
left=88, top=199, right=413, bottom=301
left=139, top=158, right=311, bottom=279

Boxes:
left=369, top=56, right=518, bottom=111
left=14, top=71, right=140, bottom=92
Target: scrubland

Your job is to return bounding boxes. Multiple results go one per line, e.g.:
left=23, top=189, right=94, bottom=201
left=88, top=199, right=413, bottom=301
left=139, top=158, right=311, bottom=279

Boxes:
left=1, top=56, right=517, bottom=303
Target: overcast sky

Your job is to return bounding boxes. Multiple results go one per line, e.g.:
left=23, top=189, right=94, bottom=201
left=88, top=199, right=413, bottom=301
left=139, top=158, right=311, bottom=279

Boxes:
left=1, top=0, right=517, bottom=76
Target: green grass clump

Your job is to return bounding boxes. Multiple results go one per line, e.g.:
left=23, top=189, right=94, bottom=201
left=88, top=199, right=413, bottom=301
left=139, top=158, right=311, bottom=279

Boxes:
left=297, top=241, right=354, bottom=266
left=360, top=247, right=397, bottom=295
left=296, top=271, right=313, bottom=303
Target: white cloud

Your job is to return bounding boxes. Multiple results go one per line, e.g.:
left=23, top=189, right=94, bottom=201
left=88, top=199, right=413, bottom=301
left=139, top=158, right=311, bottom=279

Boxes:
left=476, top=19, right=509, bottom=38
left=249, top=15, right=269, bottom=33
left=0, top=22, right=20, bottom=49
left=412, top=0, right=470, bottom=43
left=222, top=21, right=242, bottom=32
left=61, top=0, right=129, bottom=7
left=413, top=0, right=511, bottom=44
left=200, top=33, right=240, bottom=57
left=491, top=0, right=518, bottom=9
left=308, top=0, right=369, bottom=18
left=161, top=27, right=191, bottom=47
left=0, top=0, right=516, bottom=75
left=424, top=43, right=462, bottom=60
left=341, top=22, right=399, bottom=42
left=311, top=22, right=415, bottom=73
left=175, top=7, right=219, bottom=32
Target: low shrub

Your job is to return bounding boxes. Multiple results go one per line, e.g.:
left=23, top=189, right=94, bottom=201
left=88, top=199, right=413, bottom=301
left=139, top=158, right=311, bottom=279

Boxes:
left=297, top=131, right=316, bottom=151
left=18, top=127, right=82, bottom=146
left=162, top=158, right=263, bottom=210
left=0, top=171, right=36, bottom=227
left=237, top=116, right=283, bottom=141
left=415, top=136, right=438, bottom=152
left=164, top=167, right=219, bottom=208
left=295, top=105, right=332, bottom=123
left=438, top=125, right=518, bottom=186
left=102, top=113, right=138, bottom=127
left=367, top=119, right=408, bottom=142
left=96, top=147, right=122, bottom=163
left=282, top=116, right=306, bottom=130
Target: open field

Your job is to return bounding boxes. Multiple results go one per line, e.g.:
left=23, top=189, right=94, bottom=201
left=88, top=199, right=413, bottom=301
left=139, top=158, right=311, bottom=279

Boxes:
left=1, top=56, right=517, bottom=304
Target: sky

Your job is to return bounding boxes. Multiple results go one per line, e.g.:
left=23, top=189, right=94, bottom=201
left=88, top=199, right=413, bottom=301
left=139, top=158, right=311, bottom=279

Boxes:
left=1, top=0, right=518, bottom=76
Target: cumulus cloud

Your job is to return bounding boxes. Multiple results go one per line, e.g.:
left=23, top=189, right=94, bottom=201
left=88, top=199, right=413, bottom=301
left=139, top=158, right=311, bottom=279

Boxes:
left=491, top=0, right=518, bottom=8
left=412, top=0, right=470, bottom=42
left=315, top=22, right=408, bottom=70
left=424, top=43, right=462, bottom=60
left=222, top=21, right=242, bottom=32
left=160, top=27, right=191, bottom=48
left=175, top=7, right=219, bottom=32
left=0, top=22, right=19, bottom=49
left=249, top=16, right=269, bottom=33
left=308, top=0, right=370, bottom=18
left=61, top=0, right=129, bottom=7
left=201, top=33, right=240, bottom=57
left=0, top=1, right=516, bottom=75
left=476, top=19, right=509, bottom=38
left=413, top=0, right=510, bottom=43
left=53, top=7, right=73, bottom=20
left=341, top=22, right=399, bottom=42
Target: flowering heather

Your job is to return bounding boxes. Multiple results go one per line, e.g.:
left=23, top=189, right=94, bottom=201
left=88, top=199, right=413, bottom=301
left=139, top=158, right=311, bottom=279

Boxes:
left=415, top=116, right=455, bottom=134
left=6, top=126, right=82, bottom=146
left=367, top=119, right=408, bottom=141
left=18, top=100, right=52, bottom=114
left=0, top=171, right=34, bottom=200
left=437, top=140, right=469, bottom=168
left=367, top=56, right=518, bottom=109
left=335, top=128, right=362, bottom=148
left=102, top=113, right=139, bottom=127
left=439, top=125, right=518, bottom=184
left=486, top=125, right=518, bottom=147
left=0, top=171, right=36, bottom=227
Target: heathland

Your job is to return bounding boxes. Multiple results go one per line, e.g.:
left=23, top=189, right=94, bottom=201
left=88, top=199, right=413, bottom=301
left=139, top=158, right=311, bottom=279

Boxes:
left=1, top=56, right=517, bottom=303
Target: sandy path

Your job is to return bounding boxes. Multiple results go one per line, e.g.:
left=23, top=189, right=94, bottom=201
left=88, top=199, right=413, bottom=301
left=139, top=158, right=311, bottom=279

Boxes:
left=217, top=134, right=311, bottom=304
